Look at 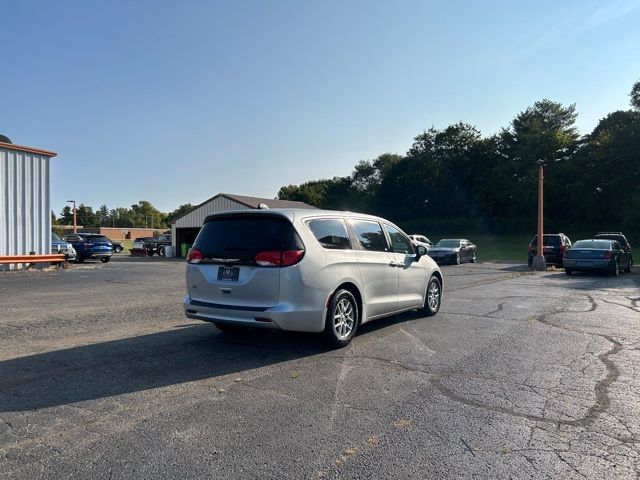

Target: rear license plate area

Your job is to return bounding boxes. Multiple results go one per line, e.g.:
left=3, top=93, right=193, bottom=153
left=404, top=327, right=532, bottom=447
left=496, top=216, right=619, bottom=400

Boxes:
left=218, top=266, right=239, bottom=281
left=577, top=261, right=594, bottom=267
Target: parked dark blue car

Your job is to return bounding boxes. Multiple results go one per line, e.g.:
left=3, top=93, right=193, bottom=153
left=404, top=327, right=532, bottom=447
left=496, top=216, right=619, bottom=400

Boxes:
left=63, top=233, right=113, bottom=263
left=563, top=239, right=632, bottom=276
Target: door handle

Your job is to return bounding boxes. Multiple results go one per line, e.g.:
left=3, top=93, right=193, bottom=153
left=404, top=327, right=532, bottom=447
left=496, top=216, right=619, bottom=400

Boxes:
left=389, top=261, right=404, bottom=268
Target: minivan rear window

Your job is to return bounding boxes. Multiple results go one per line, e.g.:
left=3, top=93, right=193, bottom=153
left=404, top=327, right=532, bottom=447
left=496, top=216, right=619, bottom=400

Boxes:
left=194, top=215, right=303, bottom=262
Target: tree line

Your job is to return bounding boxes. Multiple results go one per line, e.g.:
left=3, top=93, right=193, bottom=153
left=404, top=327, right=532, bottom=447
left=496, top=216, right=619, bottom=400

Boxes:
left=278, top=79, right=640, bottom=238
left=54, top=201, right=195, bottom=229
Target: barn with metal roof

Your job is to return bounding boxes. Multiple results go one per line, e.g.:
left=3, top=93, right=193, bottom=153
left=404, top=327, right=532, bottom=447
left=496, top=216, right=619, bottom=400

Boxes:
left=170, top=193, right=317, bottom=256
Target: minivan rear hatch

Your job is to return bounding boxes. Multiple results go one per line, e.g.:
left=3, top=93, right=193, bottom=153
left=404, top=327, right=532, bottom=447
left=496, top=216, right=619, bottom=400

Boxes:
left=186, top=213, right=304, bottom=309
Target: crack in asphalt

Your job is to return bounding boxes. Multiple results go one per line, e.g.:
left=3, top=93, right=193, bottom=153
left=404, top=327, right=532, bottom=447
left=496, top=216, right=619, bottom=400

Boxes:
left=595, top=296, right=640, bottom=314
left=446, top=271, right=533, bottom=292
left=429, top=293, right=636, bottom=442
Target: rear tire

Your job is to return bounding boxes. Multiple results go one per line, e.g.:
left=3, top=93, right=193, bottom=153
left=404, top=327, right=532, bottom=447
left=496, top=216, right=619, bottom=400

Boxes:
left=147, top=250, right=154, bottom=257
left=611, top=260, right=620, bottom=277
left=75, top=255, right=84, bottom=264
left=418, top=275, right=442, bottom=316
left=100, top=257, right=111, bottom=263
left=455, top=253, right=461, bottom=265
left=324, top=289, right=358, bottom=348
left=624, top=260, right=631, bottom=273
left=565, top=269, right=573, bottom=276
left=470, top=252, right=477, bottom=263
left=158, top=246, right=166, bottom=257
left=214, top=322, right=245, bottom=334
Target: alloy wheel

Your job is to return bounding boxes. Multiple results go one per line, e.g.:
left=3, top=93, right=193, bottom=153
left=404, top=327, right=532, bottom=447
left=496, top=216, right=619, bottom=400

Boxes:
left=333, top=297, right=355, bottom=340
left=427, top=280, right=440, bottom=311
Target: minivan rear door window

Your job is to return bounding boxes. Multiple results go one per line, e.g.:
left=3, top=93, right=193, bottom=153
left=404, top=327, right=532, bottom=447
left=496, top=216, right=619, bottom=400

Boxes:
left=351, top=220, right=388, bottom=252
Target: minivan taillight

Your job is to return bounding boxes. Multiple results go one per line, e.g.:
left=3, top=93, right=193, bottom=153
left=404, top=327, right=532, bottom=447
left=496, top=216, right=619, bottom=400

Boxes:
left=602, top=251, right=612, bottom=260
left=186, top=248, right=203, bottom=264
left=255, top=250, right=304, bottom=267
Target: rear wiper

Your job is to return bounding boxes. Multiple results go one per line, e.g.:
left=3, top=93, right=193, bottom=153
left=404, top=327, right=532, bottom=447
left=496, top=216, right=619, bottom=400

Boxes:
left=223, top=246, right=254, bottom=251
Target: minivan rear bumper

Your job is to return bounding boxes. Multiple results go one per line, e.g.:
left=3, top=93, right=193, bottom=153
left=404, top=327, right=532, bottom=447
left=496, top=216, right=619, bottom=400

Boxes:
left=183, top=296, right=326, bottom=333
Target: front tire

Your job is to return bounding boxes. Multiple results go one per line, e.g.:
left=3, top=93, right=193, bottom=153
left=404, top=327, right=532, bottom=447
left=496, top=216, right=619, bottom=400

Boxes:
left=455, top=253, right=461, bottom=265
left=470, top=252, right=477, bottom=263
left=147, top=250, right=154, bottom=257
left=324, top=289, right=358, bottom=348
left=419, top=275, right=442, bottom=316
left=158, top=246, right=166, bottom=257
left=565, top=269, right=573, bottom=276
left=100, top=257, right=111, bottom=263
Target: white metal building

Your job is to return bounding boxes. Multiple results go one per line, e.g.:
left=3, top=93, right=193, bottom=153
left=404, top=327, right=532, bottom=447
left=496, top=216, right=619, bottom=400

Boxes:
left=171, top=193, right=317, bottom=256
left=0, top=140, right=57, bottom=269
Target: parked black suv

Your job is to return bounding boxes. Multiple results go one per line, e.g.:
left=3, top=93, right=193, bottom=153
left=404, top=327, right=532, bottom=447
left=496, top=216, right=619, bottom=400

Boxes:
left=528, top=233, right=572, bottom=267
left=594, top=232, right=633, bottom=269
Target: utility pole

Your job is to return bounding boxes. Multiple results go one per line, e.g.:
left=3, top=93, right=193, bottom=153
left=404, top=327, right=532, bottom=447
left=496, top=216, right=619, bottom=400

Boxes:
left=532, top=161, right=547, bottom=271
left=67, top=200, right=77, bottom=233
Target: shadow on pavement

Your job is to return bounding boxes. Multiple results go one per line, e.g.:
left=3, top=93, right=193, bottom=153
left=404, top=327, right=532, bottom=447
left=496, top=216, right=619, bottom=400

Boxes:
left=0, top=314, right=421, bottom=413
left=0, top=325, right=331, bottom=413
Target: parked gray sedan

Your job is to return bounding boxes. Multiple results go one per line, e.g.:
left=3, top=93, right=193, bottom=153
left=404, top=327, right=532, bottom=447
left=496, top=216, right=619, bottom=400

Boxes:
left=428, top=239, right=477, bottom=265
left=183, top=209, right=443, bottom=347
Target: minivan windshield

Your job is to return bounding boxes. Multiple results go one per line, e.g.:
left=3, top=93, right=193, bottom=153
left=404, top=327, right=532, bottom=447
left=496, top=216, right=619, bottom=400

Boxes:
left=194, top=215, right=303, bottom=261
left=52, top=232, right=61, bottom=242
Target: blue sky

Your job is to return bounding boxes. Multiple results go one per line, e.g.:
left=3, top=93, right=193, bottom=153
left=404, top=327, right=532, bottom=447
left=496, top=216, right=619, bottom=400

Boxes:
left=2, top=0, right=639, bottom=215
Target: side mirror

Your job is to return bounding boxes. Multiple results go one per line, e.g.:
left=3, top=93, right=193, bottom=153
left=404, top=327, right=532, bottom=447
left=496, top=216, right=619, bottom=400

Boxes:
left=416, top=245, right=428, bottom=258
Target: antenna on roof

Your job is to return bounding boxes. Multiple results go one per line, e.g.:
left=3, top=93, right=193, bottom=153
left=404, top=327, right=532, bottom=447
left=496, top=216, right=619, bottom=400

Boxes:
left=258, top=203, right=270, bottom=209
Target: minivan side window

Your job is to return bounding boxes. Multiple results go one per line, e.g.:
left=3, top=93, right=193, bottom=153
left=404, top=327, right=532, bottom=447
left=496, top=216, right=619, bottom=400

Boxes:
left=385, top=225, right=414, bottom=254
left=307, top=219, right=351, bottom=250
left=351, top=220, right=388, bottom=252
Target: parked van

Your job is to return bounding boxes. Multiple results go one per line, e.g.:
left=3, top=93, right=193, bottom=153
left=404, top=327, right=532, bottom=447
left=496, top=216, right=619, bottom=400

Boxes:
left=183, top=209, right=443, bottom=347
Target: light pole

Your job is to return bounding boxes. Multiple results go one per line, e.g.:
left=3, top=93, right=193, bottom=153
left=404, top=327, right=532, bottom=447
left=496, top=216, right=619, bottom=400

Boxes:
left=66, top=200, right=77, bottom=233
left=532, top=160, right=546, bottom=271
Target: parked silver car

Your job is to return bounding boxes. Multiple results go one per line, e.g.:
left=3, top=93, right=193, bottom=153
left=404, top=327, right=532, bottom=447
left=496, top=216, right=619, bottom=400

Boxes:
left=409, top=234, right=434, bottom=252
left=51, top=232, right=76, bottom=261
left=183, top=209, right=443, bottom=347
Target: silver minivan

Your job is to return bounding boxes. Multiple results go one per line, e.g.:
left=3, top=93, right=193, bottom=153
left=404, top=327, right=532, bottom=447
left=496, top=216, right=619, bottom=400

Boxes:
left=183, top=209, right=443, bottom=347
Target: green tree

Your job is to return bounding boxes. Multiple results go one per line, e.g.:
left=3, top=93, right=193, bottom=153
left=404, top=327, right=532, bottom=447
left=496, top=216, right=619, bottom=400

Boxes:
left=96, top=204, right=109, bottom=226
left=130, top=200, right=167, bottom=229
left=76, top=204, right=96, bottom=227
left=166, top=203, right=195, bottom=224
left=58, top=205, right=73, bottom=225
left=498, top=100, right=579, bottom=228
left=568, top=110, right=640, bottom=231
left=631, top=79, right=640, bottom=110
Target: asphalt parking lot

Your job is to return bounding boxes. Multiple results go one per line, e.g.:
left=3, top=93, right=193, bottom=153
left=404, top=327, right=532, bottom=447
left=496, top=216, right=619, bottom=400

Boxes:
left=1, top=258, right=639, bottom=479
